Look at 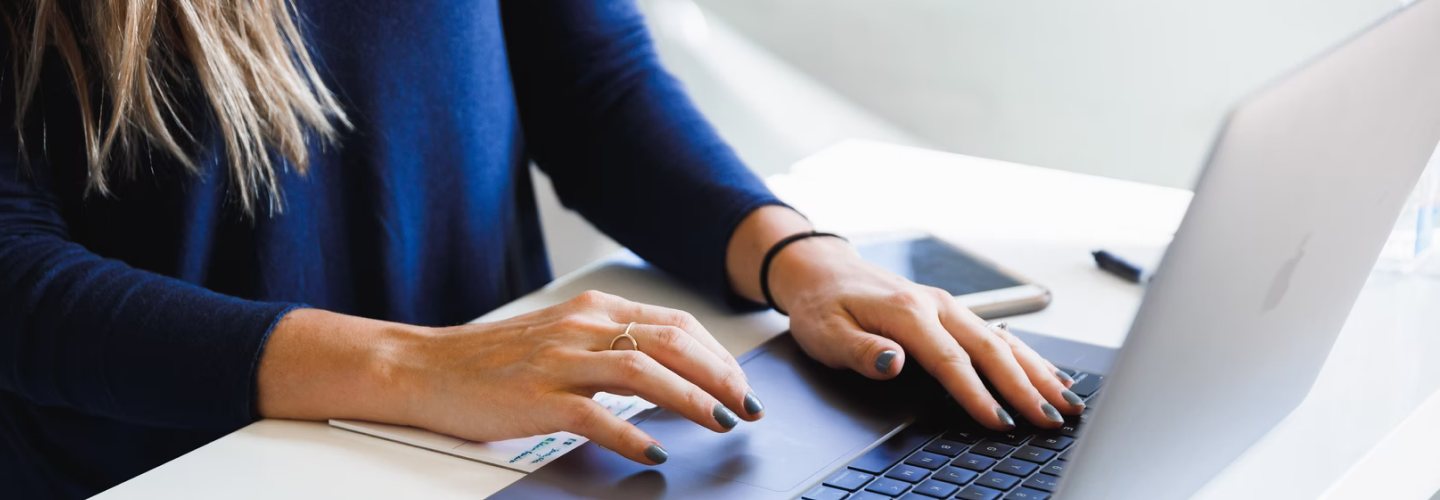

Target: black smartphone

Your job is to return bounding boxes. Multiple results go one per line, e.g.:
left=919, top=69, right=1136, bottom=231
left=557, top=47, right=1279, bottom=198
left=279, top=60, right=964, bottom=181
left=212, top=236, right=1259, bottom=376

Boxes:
left=855, top=231, right=1051, bottom=319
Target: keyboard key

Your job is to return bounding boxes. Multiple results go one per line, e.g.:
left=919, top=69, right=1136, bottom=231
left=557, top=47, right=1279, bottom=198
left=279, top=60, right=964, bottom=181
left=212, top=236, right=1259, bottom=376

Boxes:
left=1042, top=461, right=1064, bottom=476
left=900, top=494, right=936, bottom=500
left=904, top=451, right=949, bottom=470
left=885, top=464, right=930, bottom=483
left=1012, top=446, right=1057, bottom=463
left=802, top=485, right=850, bottom=500
left=854, top=492, right=897, bottom=500
left=851, top=425, right=941, bottom=474
left=1058, top=422, right=1080, bottom=438
left=956, top=485, right=1004, bottom=500
left=865, top=477, right=911, bottom=496
left=976, top=471, right=1022, bottom=491
left=953, top=453, right=997, bottom=471
left=1005, top=487, right=1053, bottom=500
left=989, top=430, right=1029, bottom=446
left=824, top=468, right=876, bottom=491
left=972, top=441, right=1015, bottom=459
left=912, top=479, right=959, bottom=498
left=1069, top=373, right=1103, bottom=397
left=944, top=429, right=985, bottom=444
left=1031, top=436, right=1074, bottom=451
left=923, top=439, right=968, bottom=457
left=1022, top=474, right=1061, bottom=492
left=994, top=458, right=1039, bottom=477
left=934, top=466, right=978, bottom=485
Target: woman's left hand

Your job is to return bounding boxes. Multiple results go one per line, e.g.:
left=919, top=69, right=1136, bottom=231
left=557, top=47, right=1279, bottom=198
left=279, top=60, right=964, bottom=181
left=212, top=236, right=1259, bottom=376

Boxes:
left=765, top=235, right=1084, bottom=431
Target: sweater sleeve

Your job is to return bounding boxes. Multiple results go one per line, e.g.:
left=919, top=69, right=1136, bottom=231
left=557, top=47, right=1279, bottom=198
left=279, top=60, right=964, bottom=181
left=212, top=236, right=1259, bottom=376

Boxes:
left=500, top=0, right=784, bottom=306
left=0, top=71, right=300, bottom=430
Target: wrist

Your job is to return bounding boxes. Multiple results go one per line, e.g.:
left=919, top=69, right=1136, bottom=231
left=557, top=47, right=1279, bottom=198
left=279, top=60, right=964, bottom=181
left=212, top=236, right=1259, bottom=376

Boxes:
left=256, top=308, right=432, bottom=425
left=362, top=321, right=435, bottom=427
left=726, top=205, right=814, bottom=303
left=766, top=235, right=859, bottom=313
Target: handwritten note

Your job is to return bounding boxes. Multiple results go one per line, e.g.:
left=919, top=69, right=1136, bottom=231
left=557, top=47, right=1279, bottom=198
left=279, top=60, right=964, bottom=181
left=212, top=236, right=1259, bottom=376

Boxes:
left=329, top=393, right=654, bottom=473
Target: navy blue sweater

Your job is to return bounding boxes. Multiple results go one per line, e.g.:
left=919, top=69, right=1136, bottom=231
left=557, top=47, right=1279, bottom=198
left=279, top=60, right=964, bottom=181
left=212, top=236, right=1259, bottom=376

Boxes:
left=0, top=1, right=780, bottom=497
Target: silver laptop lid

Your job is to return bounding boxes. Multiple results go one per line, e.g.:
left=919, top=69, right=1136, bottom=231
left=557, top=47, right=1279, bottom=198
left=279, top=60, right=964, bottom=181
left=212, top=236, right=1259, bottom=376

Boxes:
left=1058, top=2, right=1440, bottom=499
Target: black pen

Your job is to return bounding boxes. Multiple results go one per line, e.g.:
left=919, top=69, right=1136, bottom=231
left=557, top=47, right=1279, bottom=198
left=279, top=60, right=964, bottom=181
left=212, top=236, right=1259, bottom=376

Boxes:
left=1092, top=250, right=1151, bottom=284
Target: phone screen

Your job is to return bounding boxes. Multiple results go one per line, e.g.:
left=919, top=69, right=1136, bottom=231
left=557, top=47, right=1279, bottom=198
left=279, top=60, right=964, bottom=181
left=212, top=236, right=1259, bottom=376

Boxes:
left=857, top=236, right=1024, bottom=296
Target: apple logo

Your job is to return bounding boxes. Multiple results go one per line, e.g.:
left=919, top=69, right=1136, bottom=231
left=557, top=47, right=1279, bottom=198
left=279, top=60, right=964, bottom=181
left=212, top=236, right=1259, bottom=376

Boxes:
left=1263, top=233, right=1311, bottom=313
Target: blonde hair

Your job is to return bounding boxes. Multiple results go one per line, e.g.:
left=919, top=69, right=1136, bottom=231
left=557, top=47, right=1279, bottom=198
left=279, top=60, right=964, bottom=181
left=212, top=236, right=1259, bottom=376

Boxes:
left=6, top=0, right=349, bottom=216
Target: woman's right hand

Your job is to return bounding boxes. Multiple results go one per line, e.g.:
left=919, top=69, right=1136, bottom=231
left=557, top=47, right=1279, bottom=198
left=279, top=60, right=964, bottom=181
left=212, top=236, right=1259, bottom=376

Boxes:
left=377, top=290, right=762, bottom=465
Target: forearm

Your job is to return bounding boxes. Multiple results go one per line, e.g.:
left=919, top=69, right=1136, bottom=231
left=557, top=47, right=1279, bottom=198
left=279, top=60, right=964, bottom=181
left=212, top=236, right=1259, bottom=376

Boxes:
left=724, top=205, right=858, bottom=310
left=255, top=308, right=424, bottom=424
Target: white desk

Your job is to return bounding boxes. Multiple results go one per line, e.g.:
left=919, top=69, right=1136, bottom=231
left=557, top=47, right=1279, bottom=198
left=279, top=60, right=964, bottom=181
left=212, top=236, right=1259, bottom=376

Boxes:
left=96, top=141, right=1440, bottom=499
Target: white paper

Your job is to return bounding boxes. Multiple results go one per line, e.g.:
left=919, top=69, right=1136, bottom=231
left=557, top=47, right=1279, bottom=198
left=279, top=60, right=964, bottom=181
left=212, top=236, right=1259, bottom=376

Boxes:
left=330, top=393, right=654, bottom=473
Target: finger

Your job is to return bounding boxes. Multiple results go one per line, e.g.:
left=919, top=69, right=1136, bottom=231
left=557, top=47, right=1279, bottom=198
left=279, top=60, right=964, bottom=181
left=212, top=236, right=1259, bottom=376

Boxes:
left=790, top=313, right=906, bottom=380
left=549, top=395, right=669, bottom=466
left=990, top=323, right=1084, bottom=415
left=1048, top=360, right=1075, bottom=388
left=580, top=350, right=742, bottom=433
left=602, top=300, right=761, bottom=417
left=555, top=293, right=759, bottom=419
left=880, top=309, right=1016, bottom=430
left=997, top=324, right=1076, bottom=389
left=989, top=321, right=1072, bottom=388
left=566, top=290, right=734, bottom=368
left=937, top=299, right=1063, bottom=429
left=625, top=323, right=763, bottom=420
left=614, top=302, right=743, bottom=373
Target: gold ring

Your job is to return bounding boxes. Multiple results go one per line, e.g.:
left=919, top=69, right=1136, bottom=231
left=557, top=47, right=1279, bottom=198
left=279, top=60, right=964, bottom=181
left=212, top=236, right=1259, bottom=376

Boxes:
left=610, top=322, right=639, bottom=351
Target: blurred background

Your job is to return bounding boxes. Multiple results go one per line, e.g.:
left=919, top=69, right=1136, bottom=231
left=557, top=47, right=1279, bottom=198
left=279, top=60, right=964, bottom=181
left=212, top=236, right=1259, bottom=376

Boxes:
left=538, top=0, right=1405, bottom=276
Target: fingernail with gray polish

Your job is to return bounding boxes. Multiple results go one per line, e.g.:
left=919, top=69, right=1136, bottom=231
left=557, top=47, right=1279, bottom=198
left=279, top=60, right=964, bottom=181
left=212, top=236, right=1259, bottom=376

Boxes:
left=1061, top=389, right=1084, bottom=407
left=645, top=444, right=669, bottom=464
left=875, top=350, right=898, bottom=375
left=744, top=391, right=765, bottom=416
left=1041, top=402, right=1064, bottom=423
left=714, top=404, right=740, bottom=430
left=1055, top=369, right=1075, bottom=384
left=995, top=407, right=1016, bottom=428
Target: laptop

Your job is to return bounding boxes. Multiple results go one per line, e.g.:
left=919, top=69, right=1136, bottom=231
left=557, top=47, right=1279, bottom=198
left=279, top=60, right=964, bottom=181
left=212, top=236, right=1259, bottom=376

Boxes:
left=492, top=1, right=1440, bottom=499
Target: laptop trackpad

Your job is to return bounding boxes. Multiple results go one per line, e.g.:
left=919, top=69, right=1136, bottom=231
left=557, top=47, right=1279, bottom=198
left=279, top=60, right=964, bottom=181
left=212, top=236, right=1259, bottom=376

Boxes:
left=635, top=338, right=908, bottom=492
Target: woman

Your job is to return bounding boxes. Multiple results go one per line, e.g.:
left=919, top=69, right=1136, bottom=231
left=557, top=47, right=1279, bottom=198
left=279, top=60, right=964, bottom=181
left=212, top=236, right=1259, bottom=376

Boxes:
left=0, top=0, right=1084, bottom=497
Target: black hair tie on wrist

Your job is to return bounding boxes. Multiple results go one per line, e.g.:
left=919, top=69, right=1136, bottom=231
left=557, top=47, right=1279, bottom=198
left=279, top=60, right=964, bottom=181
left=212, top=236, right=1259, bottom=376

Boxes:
left=760, top=231, right=848, bottom=316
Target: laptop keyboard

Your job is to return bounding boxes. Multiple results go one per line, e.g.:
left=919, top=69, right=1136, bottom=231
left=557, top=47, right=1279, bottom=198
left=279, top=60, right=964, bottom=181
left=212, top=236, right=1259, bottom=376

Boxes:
left=799, top=369, right=1104, bottom=500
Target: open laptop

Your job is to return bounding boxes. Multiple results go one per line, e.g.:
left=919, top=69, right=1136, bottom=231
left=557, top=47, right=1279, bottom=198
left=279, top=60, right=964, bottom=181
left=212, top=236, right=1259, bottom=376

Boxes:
left=492, top=1, right=1440, bottom=499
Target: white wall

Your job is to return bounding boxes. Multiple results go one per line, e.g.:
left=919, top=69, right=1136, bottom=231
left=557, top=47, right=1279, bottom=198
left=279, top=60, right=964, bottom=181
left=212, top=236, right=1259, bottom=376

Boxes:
left=690, top=0, right=1401, bottom=188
